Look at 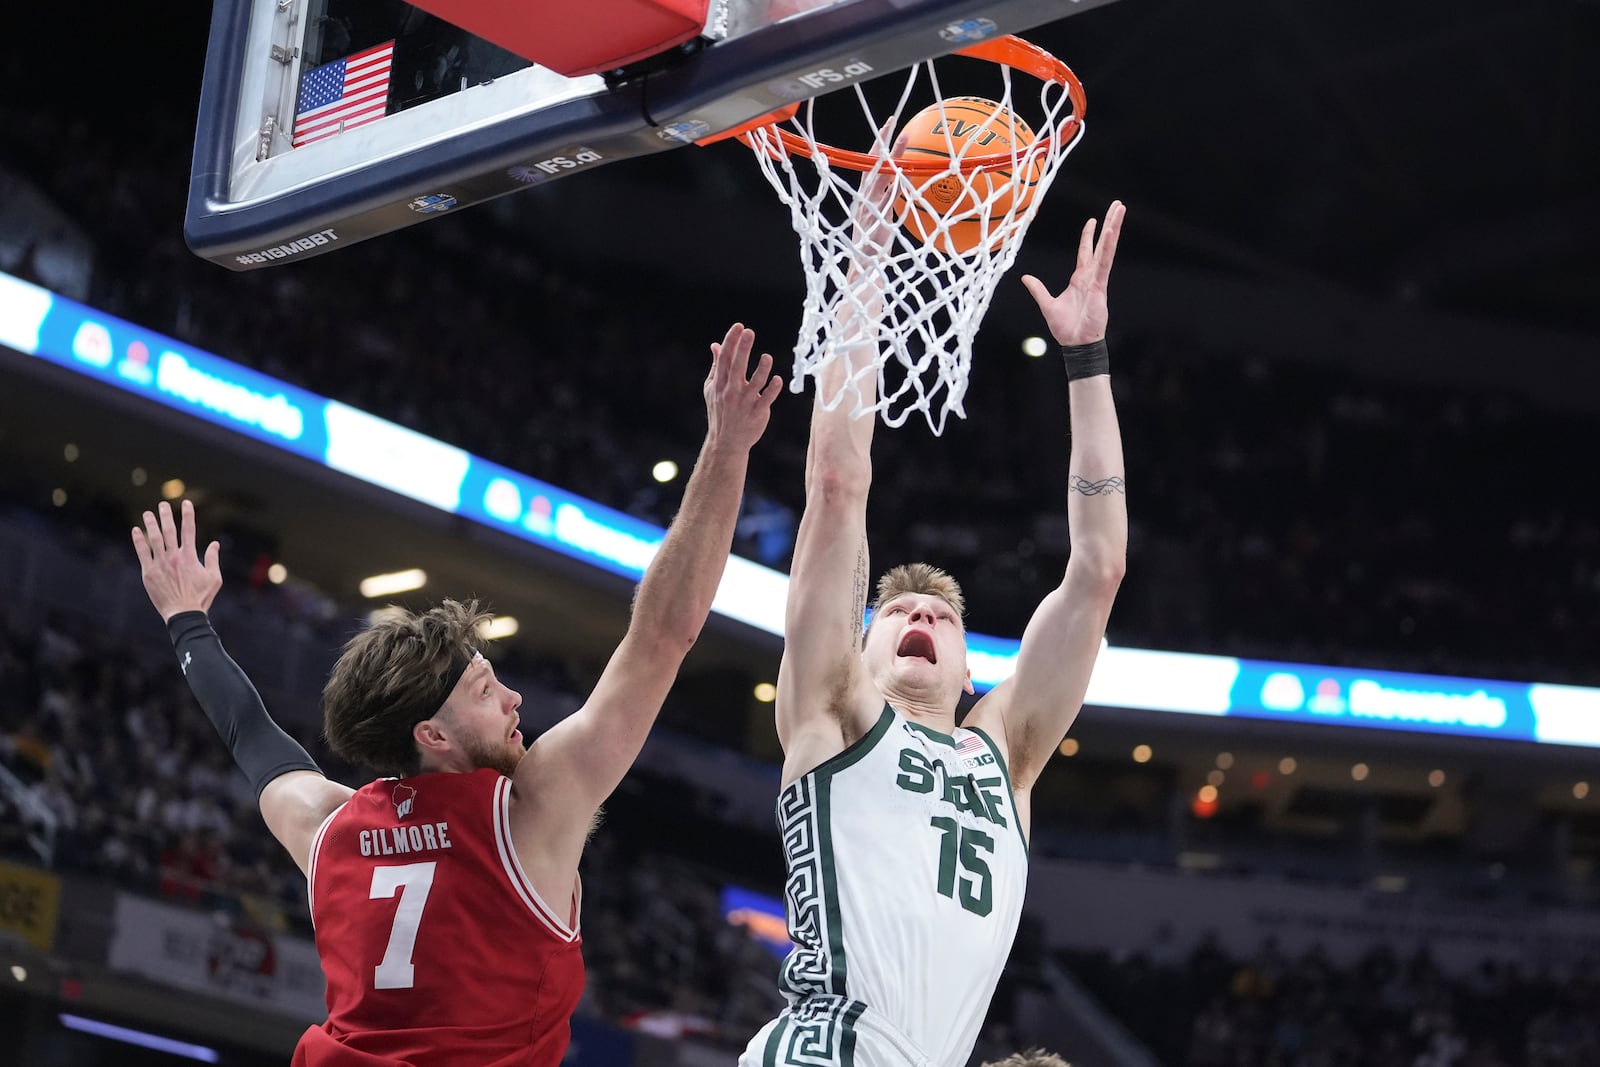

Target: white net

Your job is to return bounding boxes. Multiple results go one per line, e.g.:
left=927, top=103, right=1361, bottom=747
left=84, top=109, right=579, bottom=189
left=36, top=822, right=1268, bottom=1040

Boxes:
left=742, top=42, right=1085, bottom=434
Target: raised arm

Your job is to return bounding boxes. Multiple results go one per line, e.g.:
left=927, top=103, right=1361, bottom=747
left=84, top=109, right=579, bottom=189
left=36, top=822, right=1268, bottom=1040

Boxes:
left=773, top=158, right=901, bottom=777
left=968, top=202, right=1129, bottom=793
left=509, top=324, right=780, bottom=869
left=132, top=500, right=353, bottom=876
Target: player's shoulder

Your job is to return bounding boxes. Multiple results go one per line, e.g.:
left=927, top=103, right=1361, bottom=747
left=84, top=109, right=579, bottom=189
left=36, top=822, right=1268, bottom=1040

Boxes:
left=958, top=698, right=1011, bottom=753
left=355, top=769, right=508, bottom=814
left=416, top=767, right=508, bottom=801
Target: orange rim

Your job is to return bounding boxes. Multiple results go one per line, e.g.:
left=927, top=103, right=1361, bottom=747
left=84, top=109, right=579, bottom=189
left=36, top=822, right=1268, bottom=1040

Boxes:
left=736, top=35, right=1085, bottom=175
left=695, top=103, right=802, bottom=146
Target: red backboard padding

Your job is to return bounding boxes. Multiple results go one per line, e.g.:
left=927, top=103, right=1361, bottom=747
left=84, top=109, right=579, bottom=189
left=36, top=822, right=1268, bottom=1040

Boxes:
left=407, top=0, right=711, bottom=77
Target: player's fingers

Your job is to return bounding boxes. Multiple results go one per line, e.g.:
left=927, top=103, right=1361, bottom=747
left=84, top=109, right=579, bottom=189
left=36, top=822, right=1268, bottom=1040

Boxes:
left=715, top=323, right=744, bottom=382
left=759, top=373, right=784, bottom=403
left=749, top=350, right=775, bottom=387
left=158, top=500, right=180, bottom=551
left=1095, top=201, right=1125, bottom=282
left=864, top=128, right=909, bottom=205
left=180, top=498, right=197, bottom=553
left=131, top=527, right=151, bottom=563
left=1076, top=217, right=1097, bottom=272
left=733, top=325, right=756, bottom=370
left=868, top=127, right=903, bottom=185
left=873, top=118, right=896, bottom=155
left=142, top=510, right=165, bottom=553
left=1020, top=274, right=1053, bottom=305
left=205, top=541, right=222, bottom=577
left=714, top=324, right=738, bottom=364
left=860, top=171, right=888, bottom=211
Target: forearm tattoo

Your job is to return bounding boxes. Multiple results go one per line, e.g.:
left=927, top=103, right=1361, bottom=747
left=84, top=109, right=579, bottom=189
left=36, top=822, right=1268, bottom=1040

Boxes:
left=851, top=540, right=869, bottom=630
left=1070, top=474, right=1127, bottom=496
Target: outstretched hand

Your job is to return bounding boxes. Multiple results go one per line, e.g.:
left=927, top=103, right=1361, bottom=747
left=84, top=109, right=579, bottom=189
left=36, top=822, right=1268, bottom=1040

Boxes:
left=1022, top=199, right=1125, bottom=346
left=132, top=499, right=223, bottom=623
left=705, top=323, right=783, bottom=452
left=850, top=122, right=910, bottom=261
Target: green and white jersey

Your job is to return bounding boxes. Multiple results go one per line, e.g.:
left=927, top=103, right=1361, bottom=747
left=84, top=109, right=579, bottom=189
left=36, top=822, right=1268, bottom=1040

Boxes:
left=762, top=706, right=1029, bottom=1066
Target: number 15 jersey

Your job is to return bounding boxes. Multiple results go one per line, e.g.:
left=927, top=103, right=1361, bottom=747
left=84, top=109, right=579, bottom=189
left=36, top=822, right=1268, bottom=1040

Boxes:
left=760, top=707, right=1028, bottom=1066
left=297, top=768, right=584, bottom=1067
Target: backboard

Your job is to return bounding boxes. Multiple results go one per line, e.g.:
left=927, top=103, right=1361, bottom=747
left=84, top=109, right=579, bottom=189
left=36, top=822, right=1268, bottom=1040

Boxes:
left=187, top=0, right=1120, bottom=271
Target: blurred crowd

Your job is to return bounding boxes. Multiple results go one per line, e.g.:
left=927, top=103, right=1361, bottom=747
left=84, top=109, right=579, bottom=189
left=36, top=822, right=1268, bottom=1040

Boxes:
left=1067, top=935, right=1600, bottom=1067
left=0, top=612, right=299, bottom=913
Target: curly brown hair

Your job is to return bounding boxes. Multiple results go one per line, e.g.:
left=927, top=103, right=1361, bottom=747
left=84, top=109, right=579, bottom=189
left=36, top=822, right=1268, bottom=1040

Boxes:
left=322, top=599, right=490, bottom=777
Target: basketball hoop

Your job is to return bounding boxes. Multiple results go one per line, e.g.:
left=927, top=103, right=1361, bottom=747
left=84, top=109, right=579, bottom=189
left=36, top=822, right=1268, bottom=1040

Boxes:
left=734, top=36, right=1087, bottom=434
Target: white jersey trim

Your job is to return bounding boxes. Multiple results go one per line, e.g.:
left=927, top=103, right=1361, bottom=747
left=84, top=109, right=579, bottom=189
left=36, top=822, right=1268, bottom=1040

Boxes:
left=492, top=776, right=580, bottom=942
left=305, top=800, right=348, bottom=929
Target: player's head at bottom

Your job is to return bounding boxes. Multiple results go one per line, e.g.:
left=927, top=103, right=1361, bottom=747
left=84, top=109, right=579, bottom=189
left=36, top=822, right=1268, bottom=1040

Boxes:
left=981, top=1050, right=1072, bottom=1067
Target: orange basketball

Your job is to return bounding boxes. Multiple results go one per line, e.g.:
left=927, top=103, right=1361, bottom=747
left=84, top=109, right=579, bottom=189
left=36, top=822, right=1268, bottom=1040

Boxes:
left=894, top=96, right=1043, bottom=256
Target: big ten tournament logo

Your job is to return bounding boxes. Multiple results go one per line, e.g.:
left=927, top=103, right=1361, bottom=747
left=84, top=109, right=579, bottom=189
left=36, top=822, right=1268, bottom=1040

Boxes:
left=768, top=58, right=875, bottom=101
left=206, top=923, right=277, bottom=996
left=393, top=783, right=418, bottom=820
left=655, top=120, right=712, bottom=144
left=506, top=146, right=604, bottom=185
left=953, top=732, right=995, bottom=769
left=939, top=18, right=999, bottom=45
left=408, top=193, right=457, bottom=215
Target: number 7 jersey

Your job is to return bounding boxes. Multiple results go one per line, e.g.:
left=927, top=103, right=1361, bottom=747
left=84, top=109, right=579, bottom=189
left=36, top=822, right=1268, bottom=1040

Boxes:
left=759, top=707, right=1028, bottom=1066
left=298, top=768, right=584, bottom=1067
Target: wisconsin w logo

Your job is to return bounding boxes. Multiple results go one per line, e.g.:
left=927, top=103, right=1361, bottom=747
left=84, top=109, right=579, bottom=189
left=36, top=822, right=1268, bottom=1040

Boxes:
left=392, top=784, right=417, bottom=820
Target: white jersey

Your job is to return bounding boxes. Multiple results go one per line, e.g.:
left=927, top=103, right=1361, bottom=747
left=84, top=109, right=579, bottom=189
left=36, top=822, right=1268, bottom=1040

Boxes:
left=744, top=706, right=1028, bottom=1067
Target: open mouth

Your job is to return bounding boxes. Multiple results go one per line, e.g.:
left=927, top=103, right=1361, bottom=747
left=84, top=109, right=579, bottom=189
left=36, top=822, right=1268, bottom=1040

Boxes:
left=896, top=630, right=937, bottom=664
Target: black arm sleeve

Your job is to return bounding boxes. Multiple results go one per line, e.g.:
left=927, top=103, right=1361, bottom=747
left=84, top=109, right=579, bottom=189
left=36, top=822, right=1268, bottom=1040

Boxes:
left=166, top=610, right=323, bottom=798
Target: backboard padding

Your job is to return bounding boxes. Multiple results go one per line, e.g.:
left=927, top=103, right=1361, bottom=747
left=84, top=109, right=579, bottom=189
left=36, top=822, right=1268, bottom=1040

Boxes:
left=186, top=0, right=1121, bottom=270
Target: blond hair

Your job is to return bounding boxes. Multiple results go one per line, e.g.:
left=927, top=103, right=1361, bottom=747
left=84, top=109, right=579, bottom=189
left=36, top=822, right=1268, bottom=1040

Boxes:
left=981, top=1051, right=1072, bottom=1067
left=872, top=562, right=966, bottom=619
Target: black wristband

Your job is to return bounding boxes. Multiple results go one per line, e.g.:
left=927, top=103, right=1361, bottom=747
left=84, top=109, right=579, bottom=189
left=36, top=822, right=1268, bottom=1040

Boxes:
left=1061, top=338, right=1110, bottom=381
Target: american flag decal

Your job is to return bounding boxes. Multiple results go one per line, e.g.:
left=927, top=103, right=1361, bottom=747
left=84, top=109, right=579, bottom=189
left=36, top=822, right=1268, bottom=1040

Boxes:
left=293, top=42, right=394, bottom=148
left=954, top=733, right=986, bottom=756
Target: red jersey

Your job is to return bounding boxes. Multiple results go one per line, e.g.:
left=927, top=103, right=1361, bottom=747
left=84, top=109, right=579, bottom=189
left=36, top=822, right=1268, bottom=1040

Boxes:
left=294, top=769, right=584, bottom=1067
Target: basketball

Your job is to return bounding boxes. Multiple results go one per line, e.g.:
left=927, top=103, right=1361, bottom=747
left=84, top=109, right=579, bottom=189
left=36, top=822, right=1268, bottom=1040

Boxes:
left=894, top=96, right=1044, bottom=256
